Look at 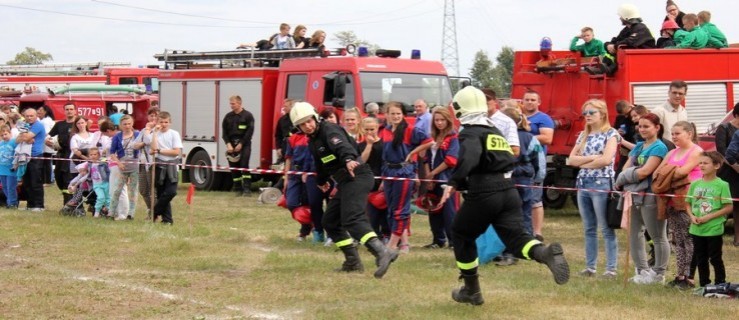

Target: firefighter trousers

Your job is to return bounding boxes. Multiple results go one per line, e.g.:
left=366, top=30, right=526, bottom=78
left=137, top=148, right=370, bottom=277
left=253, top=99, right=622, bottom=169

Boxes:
left=452, top=186, right=539, bottom=274
left=229, top=145, right=252, bottom=190
left=322, top=164, right=376, bottom=247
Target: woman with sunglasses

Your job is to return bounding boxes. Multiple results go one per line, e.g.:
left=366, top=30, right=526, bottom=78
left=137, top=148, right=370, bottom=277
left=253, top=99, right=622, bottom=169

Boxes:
left=568, top=99, right=621, bottom=279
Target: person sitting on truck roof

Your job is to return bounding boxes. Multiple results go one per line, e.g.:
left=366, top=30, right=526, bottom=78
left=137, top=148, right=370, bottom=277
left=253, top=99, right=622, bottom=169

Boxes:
left=570, top=27, right=606, bottom=58
left=588, top=4, right=655, bottom=76
left=308, top=30, right=327, bottom=49
left=671, top=14, right=709, bottom=49
left=697, top=11, right=728, bottom=48
left=656, top=20, right=681, bottom=48
left=664, top=0, right=686, bottom=30
left=293, top=25, right=310, bottom=49
left=270, top=23, right=296, bottom=50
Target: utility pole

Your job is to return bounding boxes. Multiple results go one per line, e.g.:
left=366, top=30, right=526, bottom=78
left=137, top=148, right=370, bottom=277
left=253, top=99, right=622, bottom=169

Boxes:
left=441, top=0, right=460, bottom=77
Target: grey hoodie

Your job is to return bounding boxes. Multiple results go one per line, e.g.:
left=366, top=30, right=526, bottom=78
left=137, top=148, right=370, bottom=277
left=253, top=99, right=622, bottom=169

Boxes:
left=614, top=166, right=650, bottom=209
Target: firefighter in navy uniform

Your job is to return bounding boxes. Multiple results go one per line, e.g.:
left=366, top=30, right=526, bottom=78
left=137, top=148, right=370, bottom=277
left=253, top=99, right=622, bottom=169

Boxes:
left=222, top=95, right=255, bottom=196
left=289, top=102, right=398, bottom=278
left=437, top=87, right=570, bottom=305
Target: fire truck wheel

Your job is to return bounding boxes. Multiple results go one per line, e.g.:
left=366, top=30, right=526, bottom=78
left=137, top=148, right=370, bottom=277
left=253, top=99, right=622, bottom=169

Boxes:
left=189, top=150, right=221, bottom=191
left=542, top=173, right=567, bottom=210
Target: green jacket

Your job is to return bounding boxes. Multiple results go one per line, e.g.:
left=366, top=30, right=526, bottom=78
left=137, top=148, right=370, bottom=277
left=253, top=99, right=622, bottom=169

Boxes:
left=569, top=37, right=605, bottom=57
left=700, top=22, right=728, bottom=48
left=673, top=26, right=709, bottom=49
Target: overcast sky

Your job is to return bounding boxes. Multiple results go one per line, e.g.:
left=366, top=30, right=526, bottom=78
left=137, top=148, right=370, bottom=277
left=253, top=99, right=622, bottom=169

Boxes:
left=2, top=0, right=736, bottom=76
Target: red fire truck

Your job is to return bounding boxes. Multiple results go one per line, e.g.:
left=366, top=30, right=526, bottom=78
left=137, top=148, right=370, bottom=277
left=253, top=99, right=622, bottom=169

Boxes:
left=13, top=85, right=157, bottom=131
left=511, top=48, right=739, bottom=208
left=155, top=48, right=453, bottom=190
left=0, top=62, right=159, bottom=95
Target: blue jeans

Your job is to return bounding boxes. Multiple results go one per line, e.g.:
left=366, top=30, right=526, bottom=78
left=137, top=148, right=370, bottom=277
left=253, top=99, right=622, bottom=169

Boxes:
left=0, top=174, right=18, bottom=206
left=576, top=177, right=618, bottom=272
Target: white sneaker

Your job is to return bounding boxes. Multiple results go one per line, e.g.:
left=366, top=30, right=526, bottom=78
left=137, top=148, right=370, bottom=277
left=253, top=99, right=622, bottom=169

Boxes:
left=324, top=238, right=334, bottom=247
left=632, top=269, right=657, bottom=284
left=652, top=273, right=666, bottom=285
left=30, top=207, right=45, bottom=212
left=114, top=215, right=127, bottom=221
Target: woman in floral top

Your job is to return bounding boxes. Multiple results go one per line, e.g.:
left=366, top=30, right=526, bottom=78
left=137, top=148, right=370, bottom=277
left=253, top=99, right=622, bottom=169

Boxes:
left=568, top=99, right=621, bottom=278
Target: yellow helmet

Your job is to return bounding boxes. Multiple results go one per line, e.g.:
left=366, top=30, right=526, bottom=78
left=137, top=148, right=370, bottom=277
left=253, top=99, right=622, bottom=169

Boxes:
left=452, top=86, right=488, bottom=119
left=289, top=102, right=318, bottom=126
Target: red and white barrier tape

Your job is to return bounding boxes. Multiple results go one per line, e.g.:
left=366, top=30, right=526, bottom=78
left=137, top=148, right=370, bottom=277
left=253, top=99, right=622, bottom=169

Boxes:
left=26, top=155, right=739, bottom=202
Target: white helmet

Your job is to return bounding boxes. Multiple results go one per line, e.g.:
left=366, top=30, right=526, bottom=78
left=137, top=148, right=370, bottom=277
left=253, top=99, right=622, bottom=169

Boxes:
left=258, top=187, right=282, bottom=204
left=452, top=86, right=488, bottom=119
left=225, top=151, right=241, bottom=163
left=289, top=102, right=318, bottom=127
left=618, top=3, right=640, bottom=20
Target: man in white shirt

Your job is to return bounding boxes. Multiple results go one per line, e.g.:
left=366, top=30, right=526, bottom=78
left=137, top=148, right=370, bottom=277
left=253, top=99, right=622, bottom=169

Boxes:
left=651, top=80, right=688, bottom=140
left=482, top=88, right=520, bottom=156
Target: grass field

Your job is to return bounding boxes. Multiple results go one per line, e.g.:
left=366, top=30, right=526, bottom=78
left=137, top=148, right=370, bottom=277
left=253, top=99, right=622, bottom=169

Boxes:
left=1, top=184, right=737, bottom=319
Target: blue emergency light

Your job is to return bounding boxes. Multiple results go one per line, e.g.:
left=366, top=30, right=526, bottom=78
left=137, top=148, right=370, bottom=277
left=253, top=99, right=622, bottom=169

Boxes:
left=357, top=46, right=369, bottom=57
left=411, top=50, right=421, bottom=59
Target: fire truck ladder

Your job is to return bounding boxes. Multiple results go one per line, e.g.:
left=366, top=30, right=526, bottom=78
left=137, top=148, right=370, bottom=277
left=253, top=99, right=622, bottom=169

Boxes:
left=154, top=48, right=326, bottom=69
left=0, top=62, right=131, bottom=76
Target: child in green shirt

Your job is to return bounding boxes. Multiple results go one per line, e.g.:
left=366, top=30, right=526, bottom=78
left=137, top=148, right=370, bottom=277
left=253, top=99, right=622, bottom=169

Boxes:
left=697, top=11, right=728, bottom=48
left=673, top=13, right=708, bottom=49
left=570, top=27, right=605, bottom=57
left=686, top=151, right=733, bottom=287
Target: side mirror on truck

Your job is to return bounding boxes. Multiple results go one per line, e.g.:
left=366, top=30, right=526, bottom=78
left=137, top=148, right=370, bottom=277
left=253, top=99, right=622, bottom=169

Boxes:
left=323, top=72, right=351, bottom=108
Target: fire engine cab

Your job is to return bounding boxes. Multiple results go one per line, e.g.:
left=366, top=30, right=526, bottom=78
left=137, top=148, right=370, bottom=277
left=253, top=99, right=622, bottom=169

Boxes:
left=511, top=47, right=739, bottom=208
left=155, top=47, right=453, bottom=190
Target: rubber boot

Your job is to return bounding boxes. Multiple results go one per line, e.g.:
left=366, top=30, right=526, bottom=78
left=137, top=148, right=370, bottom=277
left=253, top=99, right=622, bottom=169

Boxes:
left=365, top=237, right=399, bottom=279
left=530, top=243, right=570, bottom=285
left=451, top=274, right=484, bottom=305
left=242, top=179, right=252, bottom=197
left=232, top=180, right=243, bottom=196
left=335, top=244, right=364, bottom=273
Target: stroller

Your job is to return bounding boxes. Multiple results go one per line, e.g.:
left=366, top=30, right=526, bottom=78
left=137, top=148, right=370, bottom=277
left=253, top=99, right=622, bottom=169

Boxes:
left=59, top=172, right=92, bottom=217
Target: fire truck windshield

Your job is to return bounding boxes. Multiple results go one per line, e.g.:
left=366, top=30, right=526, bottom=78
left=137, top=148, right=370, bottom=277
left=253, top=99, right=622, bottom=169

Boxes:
left=359, top=72, right=452, bottom=108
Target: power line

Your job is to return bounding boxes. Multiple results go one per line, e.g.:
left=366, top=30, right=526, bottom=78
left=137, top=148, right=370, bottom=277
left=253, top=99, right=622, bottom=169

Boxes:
left=91, top=0, right=433, bottom=26
left=0, top=4, right=269, bottom=29
left=90, top=0, right=273, bottom=24
left=2, top=3, right=440, bottom=29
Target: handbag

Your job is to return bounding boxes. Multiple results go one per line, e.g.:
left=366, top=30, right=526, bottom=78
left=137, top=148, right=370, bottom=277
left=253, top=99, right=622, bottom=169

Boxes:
left=606, top=179, right=622, bottom=229
left=606, top=191, right=623, bottom=229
